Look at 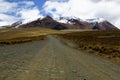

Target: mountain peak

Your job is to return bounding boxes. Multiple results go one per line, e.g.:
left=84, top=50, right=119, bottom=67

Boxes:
left=56, top=17, right=83, bottom=24
left=3, top=16, right=118, bottom=30
left=42, top=16, right=53, bottom=22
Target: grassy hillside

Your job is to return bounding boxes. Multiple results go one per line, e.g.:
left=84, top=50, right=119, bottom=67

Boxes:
left=57, top=30, right=120, bottom=64
left=0, top=28, right=61, bottom=44
left=0, top=28, right=120, bottom=64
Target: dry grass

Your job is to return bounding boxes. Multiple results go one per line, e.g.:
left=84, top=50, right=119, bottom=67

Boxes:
left=0, top=28, right=61, bottom=44
left=57, top=30, right=120, bottom=64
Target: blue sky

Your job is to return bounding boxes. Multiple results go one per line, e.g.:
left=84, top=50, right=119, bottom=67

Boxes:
left=6, top=0, right=46, bottom=8
left=0, top=0, right=120, bottom=28
left=0, top=0, right=47, bottom=25
left=6, top=0, right=47, bottom=14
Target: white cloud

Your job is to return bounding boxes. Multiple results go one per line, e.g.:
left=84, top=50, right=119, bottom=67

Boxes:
left=18, top=7, right=42, bottom=23
left=43, top=0, right=120, bottom=29
left=0, top=0, right=42, bottom=26
left=48, top=0, right=69, bottom=2
left=21, top=1, right=35, bottom=6
left=18, top=1, right=35, bottom=8
left=0, top=13, right=18, bottom=22
left=0, top=0, right=18, bottom=26
left=0, top=0, right=17, bottom=13
left=0, top=21, right=9, bottom=26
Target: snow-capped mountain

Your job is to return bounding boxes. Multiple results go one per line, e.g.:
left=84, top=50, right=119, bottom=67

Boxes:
left=56, top=17, right=118, bottom=30
left=1, top=16, right=119, bottom=30
left=56, top=16, right=84, bottom=24
left=0, top=21, right=22, bottom=28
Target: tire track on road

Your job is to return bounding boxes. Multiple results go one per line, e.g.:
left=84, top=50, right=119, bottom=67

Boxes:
left=0, top=35, right=120, bottom=80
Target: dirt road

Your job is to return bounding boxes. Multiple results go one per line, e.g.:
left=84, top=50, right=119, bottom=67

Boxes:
left=0, top=35, right=120, bottom=80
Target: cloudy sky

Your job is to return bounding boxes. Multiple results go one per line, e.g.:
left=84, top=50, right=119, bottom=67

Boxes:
left=0, top=0, right=120, bottom=28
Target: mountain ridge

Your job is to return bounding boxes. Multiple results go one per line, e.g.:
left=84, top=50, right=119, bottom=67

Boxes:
left=1, top=16, right=119, bottom=30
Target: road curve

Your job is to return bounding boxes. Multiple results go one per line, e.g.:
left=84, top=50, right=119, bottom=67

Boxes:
left=0, top=35, right=120, bottom=80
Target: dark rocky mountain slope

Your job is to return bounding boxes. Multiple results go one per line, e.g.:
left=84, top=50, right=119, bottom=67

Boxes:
left=3, top=16, right=119, bottom=30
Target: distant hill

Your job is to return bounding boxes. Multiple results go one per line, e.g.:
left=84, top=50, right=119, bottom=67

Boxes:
left=2, top=16, right=119, bottom=30
left=18, top=16, right=68, bottom=30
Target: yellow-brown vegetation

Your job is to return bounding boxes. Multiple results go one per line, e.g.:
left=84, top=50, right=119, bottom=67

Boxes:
left=0, top=28, right=60, bottom=44
left=57, top=30, right=120, bottom=64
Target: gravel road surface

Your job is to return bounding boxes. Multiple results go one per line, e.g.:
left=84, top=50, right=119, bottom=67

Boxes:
left=0, top=35, right=120, bottom=80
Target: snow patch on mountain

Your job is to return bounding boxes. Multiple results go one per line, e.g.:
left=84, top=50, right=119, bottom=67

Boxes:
left=56, top=18, right=68, bottom=23
left=56, top=16, right=84, bottom=24
left=56, top=17, right=106, bottom=24
left=85, top=18, right=106, bottom=23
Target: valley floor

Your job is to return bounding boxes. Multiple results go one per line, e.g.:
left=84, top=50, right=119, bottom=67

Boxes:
left=0, top=35, right=120, bottom=80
